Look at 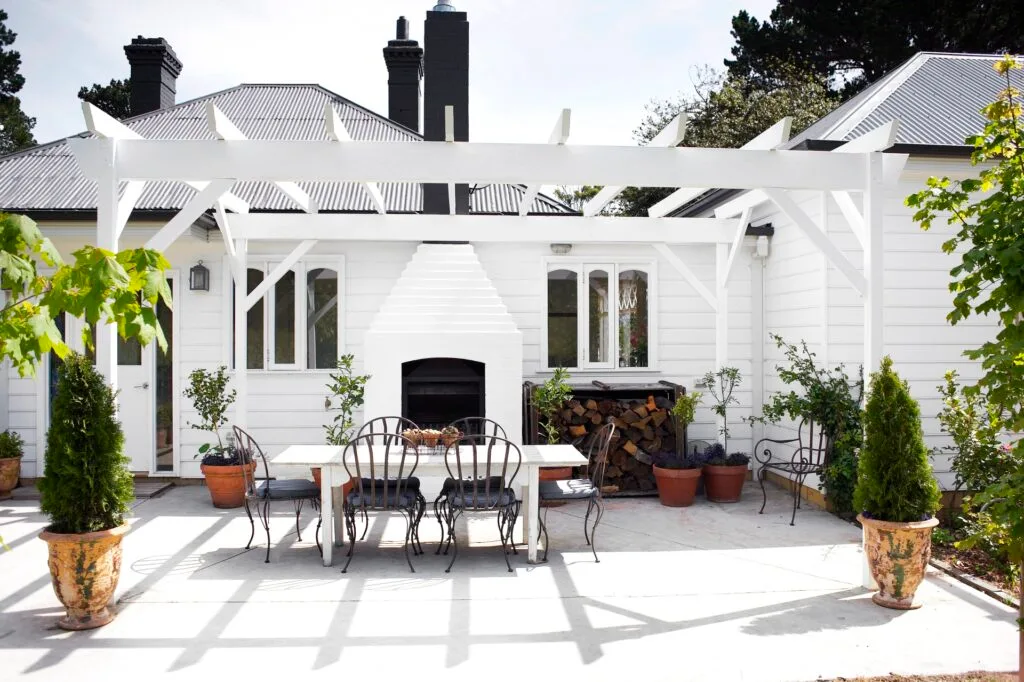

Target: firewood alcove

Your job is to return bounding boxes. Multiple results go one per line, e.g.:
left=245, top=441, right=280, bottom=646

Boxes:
left=523, top=380, right=686, bottom=496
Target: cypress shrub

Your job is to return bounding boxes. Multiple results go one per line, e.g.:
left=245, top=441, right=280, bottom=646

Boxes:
left=853, top=356, right=941, bottom=522
left=38, top=353, right=134, bottom=534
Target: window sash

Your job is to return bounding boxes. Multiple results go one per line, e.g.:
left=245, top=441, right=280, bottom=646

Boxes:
left=583, top=264, right=615, bottom=370
left=268, top=263, right=301, bottom=370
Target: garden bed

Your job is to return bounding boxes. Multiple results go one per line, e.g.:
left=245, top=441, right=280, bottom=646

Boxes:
left=932, top=530, right=1020, bottom=603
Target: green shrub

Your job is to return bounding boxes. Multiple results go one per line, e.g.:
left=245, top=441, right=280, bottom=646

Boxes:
left=183, top=366, right=236, bottom=463
left=533, top=368, right=573, bottom=444
left=853, top=356, right=940, bottom=522
left=38, top=353, right=134, bottom=534
left=324, top=354, right=370, bottom=447
left=0, top=429, right=23, bottom=459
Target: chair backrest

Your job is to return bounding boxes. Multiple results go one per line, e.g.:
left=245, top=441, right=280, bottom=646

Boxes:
left=343, top=433, right=420, bottom=509
left=356, top=416, right=420, bottom=445
left=231, top=426, right=267, bottom=496
left=798, top=418, right=833, bottom=468
left=447, top=417, right=507, bottom=439
left=444, top=434, right=522, bottom=511
left=583, top=422, right=615, bottom=489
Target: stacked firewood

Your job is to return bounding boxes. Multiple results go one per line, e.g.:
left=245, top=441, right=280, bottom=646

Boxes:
left=557, top=395, right=678, bottom=493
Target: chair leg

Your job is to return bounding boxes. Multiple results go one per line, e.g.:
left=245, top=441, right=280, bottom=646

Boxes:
left=244, top=498, right=255, bottom=550
left=445, top=508, right=462, bottom=573
left=315, top=514, right=323, bottom=556
left=758, top=467, right=769, bottom=515
left=341, top=506, right=357, bottom=573
left=790, top=476, right=800, bottom=526
left=294, top=499, right=304, bottom=542
left=589, top=498, right=604, bottom=563
left=359, top=507, right=369, bottom=541
left=433, top=495, right=446, bottom=555
left=538, top=506, right=550, bottom=563
left=402, top=509, right=416, bottom=573
left=497, top=509, right=512, bottom=573
left=583, top=499, right=594, bottom=545
left=413, top=493, right=426, bottom=555
left=262, top=499, right=271, bottom=563
left=508, top=500, right=520, bottom=555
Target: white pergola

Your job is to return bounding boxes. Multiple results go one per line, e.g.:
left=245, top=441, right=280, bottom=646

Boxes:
left=68, top=101, right=905, bottom=445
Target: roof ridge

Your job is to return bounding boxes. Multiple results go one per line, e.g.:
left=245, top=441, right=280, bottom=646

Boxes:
left=828, top=52, right=931, bottom=140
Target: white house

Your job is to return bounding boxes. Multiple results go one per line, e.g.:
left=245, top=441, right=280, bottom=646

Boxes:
left=0, top=4, right=1009, bottom=495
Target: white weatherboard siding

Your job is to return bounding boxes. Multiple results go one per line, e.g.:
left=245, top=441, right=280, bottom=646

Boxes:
left=15, top=229, right=750, bottom=477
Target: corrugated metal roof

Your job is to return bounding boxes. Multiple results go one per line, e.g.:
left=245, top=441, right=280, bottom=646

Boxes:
left=787, top=52, right=1024, bottom=148
left=0, top=83, right=571, bottom=215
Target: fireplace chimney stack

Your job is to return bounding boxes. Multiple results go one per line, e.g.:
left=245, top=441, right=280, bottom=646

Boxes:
left=383, top=16, right=424, bottom=133
left=123, top=36, right=182, bottom=115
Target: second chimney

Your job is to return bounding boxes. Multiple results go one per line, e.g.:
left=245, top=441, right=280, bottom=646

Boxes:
left=383, top=17, right=424, bottom=133
left=124, top=36, right=182, bottom=116
left=423, top=4, right=469, bottom=214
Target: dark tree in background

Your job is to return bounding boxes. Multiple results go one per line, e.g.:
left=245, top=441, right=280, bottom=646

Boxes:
left=727, top=0, right=1024, bottom=97
left=77, top=79, right=132, bottom=120
left=0, top=9, right=35, bottom=154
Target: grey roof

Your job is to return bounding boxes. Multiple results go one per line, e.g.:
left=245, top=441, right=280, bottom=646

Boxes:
left=0, top=83, right=571, bottom=216
left=787, top=52, right=1024, bottom=149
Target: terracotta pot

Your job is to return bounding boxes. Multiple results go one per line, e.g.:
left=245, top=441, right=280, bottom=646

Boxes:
left=0, top=456, right=21, bottom=495
left=311, top=468, right=354, bottom=498
left=39, top=523, right=129, bottom=630
left=539, top=467, right=573, bottom=481
left=703, top=464, right=747, bottom=503
left=201, top=461, right=256, bottom=509
left=859, top=514, right=938, bottom=610
left=652, top=465, right=701, bottom=507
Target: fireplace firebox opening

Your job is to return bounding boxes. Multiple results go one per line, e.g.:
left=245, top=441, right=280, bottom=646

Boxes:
left=401, top=358, right=485, bottom=431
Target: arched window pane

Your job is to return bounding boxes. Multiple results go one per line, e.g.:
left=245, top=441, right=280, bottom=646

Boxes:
left=618, top=269, right=649, bottom=368
left=547, top=268, right=577, bottom=368
left=273, top=270, right=295, bottom=365
left=245, top=268, right=264, bottom=369
left=307, top=268, right=338, bottom=369
left=588, top=269, right=610, bottom=364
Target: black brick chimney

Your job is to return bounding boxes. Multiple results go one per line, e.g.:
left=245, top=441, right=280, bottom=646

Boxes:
left=423, top=6, right=469, bottom=215
left=123, top=36, right=182, bottom=115
left=383, top=17, right=424, bottom=133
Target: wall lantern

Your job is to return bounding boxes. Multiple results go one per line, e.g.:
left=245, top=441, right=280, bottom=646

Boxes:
left=550, top=243, right=572, bottom=255
left=189, top=260, right=210, bottom=291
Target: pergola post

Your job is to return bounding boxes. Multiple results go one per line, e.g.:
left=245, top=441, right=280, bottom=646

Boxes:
left=233, top=238, right=249, bottom=432
left=715, top=242, right=729, bottom=445
left=94, top=137, right=119, bottom=392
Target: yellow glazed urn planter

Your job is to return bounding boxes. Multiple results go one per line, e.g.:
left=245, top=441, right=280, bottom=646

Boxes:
left=39, top=523, right=130, bottom=630
left=858, top=514, right=938, bottom=610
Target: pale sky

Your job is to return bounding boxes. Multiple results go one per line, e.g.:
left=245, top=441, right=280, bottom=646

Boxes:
left=7, top=0, right=777, bottom=147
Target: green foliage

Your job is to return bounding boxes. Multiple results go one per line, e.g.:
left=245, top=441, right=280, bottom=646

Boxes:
left=671, top=391, right=702, bottom=428
left=0, top=10, right=35, bottom=153
left=726, top=1, right=1024, bottom=98
left=853, top=357, right=941, bottom=522
left=38, top=353, right=134, bottom=534
left=0, top=213, right=172, bottom=377
left=617, top=66, right=837, bottom=216
left=324, top=354, right=370, bottom=447
left=0, top=429, right=22, bottom=459
left=552, top=186, right=602, bottom=213
left=77, top=79, right=131, bottom=120
left=533, top=367, right=573, bottom=444
left=701, top=366, right=740, bottom=451
left=183, top=366, right=236, bottom=457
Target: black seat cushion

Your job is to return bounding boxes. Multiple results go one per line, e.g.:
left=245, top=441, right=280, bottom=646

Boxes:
left=252, top=479, right=320, bottom=500
left=437, top=476, right=504, bottom=497
left=346, top=489, right=417, bottom=509
left=358, top=476, right=421, bottom=491
left=538, top=479, right=597, bottom=500
left=449, top=488, right=517, bottom=509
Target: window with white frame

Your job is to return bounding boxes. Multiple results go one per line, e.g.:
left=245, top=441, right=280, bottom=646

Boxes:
left=232, top=259, right=343, bottom=370
left=545, top=262, right=653, bottom=370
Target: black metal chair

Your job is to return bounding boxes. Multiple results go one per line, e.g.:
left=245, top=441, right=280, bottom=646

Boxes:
left=233, top=426, right=322, bottom=563
left=433, top=418, right=508, bottom=551
left=442, top=434, right=522, bottom=573
left=537, top=422, right=615, bottom=563
left=340, top=433, right=422, bottom=573
left=753, top=418, right=833, bottom=525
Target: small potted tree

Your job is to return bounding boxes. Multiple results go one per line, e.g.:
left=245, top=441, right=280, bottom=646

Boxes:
left=184, top=366, right=251, bottom=508
left=701, top=367, right=749, bottom=502
left=38, top=353, right=135, bottom=629
left=651, top=390, right=705, bottom=506
left=320, top=354, right=370, bottom=497
left=532, top=367, right=574, bottom=480
left=0, top=429, right=24, bottom=498
left=855, top=356, right=941, bottom=610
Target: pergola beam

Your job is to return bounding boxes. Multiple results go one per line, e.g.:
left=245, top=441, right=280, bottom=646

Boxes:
left=829, top=121, right=901, bottom=247
left=77, top=139, right=878, bottom=190
left=244, top=239, right=317, bottom=311
left=583, top=113, right=688, bottom=216
left=146, top=179, right=235, bottom=252
left=519, top=109, right=570, bottom=216
left=721, top=207, right=753, bottom=287
left=115, top=180, right=146, bottom=238
left=214, top=201, right=243, bottom=284
left=323, top=103, right=386, bottom=214
left=229, top=214, right=736, bottom=244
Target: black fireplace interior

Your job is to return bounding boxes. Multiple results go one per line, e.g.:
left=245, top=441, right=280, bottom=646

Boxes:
left=402, top=358, right=485, bottom=431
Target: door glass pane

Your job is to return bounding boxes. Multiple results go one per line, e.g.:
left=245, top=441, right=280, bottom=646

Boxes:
left=273, top=270, right=295, bottom=365
left=247, top=268, right=264, bottom=369
left=307, top=268, right=338, bottom=369
left=117, top=336, right=142, bottom=365
left=547, top=269, right=577, bottom=367
left=588, top=269, right=610, bottom=364
left=155, top=278, right=174, bottom=472
left=618, top=269, right=649, bottom=368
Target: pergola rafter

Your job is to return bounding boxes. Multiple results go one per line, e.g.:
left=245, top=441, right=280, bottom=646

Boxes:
left=519, top=109, right=571, bottom=216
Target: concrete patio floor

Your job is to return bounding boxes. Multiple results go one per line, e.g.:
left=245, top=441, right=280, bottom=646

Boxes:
left=0, top=482, right=1017, bottom=681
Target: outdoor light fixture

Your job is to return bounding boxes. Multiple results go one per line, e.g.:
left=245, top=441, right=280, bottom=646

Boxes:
left=550, top=243, right=572, bottom=255
left=189, top=260, right=210, bottom=291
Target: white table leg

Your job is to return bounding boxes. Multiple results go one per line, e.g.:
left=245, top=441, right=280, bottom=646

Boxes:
left=321, top=464, right=333, bottom=567
left=527, top=465, right=540, bottom=563
left=332, top=467, right=346, bottom=547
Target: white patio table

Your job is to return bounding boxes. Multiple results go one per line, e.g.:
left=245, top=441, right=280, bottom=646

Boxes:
left=270, top=443, right=587, bottom=567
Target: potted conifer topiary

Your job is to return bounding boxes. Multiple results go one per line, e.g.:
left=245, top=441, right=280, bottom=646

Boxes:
left=38, top=353, right=135, bottom=630
left=0, top=429, right=24, bottom=497
left=184, top=366, right=251, bottom=508
left=854, top=356, right=941, bottom=610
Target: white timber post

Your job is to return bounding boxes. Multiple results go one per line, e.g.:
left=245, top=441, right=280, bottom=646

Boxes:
left=715, top=242, right=729, bottom=445
left=861, top=151, right=885, bottom=590
left=233, top=238, right=248, bottom=431
left=750, top=242, right=766, bottom=460
left=95, top=137, right=119, bottom=393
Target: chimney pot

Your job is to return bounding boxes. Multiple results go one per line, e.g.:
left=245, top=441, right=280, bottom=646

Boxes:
left=397, top=16, right=409, bottom=40
left=123, top=36, right=182, bottom=115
